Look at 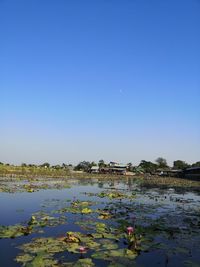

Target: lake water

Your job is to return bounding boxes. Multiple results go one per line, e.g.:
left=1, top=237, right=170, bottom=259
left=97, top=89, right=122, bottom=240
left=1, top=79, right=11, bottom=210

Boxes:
left=0, top=177, right=200, bottom=267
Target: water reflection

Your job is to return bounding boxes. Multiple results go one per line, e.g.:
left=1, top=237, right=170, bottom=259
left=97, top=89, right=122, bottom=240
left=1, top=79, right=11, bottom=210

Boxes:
left=0, top=177, right=200, bottom=267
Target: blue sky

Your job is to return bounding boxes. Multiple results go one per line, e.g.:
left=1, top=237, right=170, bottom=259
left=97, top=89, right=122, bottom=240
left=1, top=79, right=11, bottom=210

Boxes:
left=1, top=0, right=200, bottom=166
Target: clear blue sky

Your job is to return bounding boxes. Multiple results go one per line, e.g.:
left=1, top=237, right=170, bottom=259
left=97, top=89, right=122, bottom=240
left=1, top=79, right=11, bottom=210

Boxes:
left=1, top=0, right=200, bottom=166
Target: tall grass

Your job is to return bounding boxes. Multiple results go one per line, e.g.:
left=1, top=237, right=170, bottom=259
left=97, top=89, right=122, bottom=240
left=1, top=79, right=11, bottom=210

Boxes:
left=0, top=165, right=70, bottom=178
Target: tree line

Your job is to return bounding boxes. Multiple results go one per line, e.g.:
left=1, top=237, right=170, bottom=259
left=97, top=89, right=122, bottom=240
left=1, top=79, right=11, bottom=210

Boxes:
left=0, top=159, right=200, bottom=174
left=73, top=158, right=200, bottom=173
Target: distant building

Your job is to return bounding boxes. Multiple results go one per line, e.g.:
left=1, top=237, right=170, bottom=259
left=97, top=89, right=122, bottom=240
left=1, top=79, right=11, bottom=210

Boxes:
left=157, top=169, right=182, bottom=177
left=183, top=167, right=200, bottom=180
left=90, top=166, right=99, bottom=173
left=107, top=162, right=127, bottom=175
left=90, top=162, right=128, bottom=175
left=157, top=167, right=200, bottom=180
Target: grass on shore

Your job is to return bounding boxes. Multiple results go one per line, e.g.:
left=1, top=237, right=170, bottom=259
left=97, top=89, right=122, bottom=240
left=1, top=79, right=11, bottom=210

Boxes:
left=0, top=164, right=70, bottom=178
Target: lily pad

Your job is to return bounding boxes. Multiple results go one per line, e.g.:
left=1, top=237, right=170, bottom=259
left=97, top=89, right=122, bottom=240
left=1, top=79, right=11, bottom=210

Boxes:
left=74, top=258, right=95, bottom=267
left=92, top=248, right=138, bottom=261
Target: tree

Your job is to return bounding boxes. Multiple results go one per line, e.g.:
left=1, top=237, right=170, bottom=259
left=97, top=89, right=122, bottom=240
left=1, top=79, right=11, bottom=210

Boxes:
left=74, top=161, right=91, bottom=172
left=62, top=163, right=68, bottom=169
left=28, top=164, right=36, bottom=167
left=52, top=165, right=61, bottom=170
left=40, top=162, right=50, bottom=168
left=173, top=160, right=189, bottom=170
left=21, top=163, right=27, bottom=167
left=98, top=160, right=106, bottom=168
left=155, top=157, right=168, bottom=168
left=138, top=160, right=158, bottom=173
left=192, top=161, right=200, bottom=167
left=127, top=162, right=133, bottom=172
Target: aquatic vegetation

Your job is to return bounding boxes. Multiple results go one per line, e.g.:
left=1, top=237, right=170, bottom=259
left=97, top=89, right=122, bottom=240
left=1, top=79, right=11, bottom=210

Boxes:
left=98, top=211, right=112, bottom=220
left=0, top=212, right=67, bottom=239
left=0, top=224, right=32, bottom=239
left=91, top=248, right=138, bottom=261
left=85, top=190, right=136, bottom=200
left=74, top=258, right=95, bottom=267
left=51, top=200, right=97, bottom=215
left=15, top=229, right=138, bottom=266
left=0, top=176, right=71, bottom=193
left=1, top=177, right=200, bottom=266
left=30, top=212, right=67, bottom=227
left=81, top=208, right=93, bottom=214
left=127, top=226, right=134, bottom=235
left=79, top=246, right=87, bottom=253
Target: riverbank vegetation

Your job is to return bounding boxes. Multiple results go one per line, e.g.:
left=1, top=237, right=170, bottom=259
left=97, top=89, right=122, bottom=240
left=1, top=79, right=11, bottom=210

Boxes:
left=1, top=160, right=200, bottom=193
left=1, top=158, right=200, bottom=177
left=0, top=163, right=70, bottom=178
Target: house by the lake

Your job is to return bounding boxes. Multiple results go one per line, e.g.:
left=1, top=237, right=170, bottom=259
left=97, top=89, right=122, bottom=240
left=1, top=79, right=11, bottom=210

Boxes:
left=90, top=162, right=128, bottom=175
left=90, top=166, right=100, bottom=173
left=108, top=162, right=127, bottom=175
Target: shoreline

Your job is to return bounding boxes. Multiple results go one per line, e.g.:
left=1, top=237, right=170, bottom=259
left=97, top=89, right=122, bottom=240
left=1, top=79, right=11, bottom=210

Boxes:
left=1, top=172, right=200, bottom=193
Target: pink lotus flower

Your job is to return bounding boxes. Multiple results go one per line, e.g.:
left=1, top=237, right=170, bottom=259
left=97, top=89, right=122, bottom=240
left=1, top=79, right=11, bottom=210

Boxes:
left=79, top=246, right=87, bottom=253
left=127, top=226, right=134, bottom=235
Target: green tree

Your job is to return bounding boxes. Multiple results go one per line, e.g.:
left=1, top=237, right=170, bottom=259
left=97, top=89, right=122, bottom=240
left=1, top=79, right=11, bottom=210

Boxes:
left=40, top=162, right=50, bottom=168
left=192, top=161, right=200, bottom=167
left=173, top=160, right=189, bottom=170
left=98, top=160, right=106, bottom=168
left=127, top=162, right=133, bottom=171
left=62, top=163, right=68, bottom=169
left=155, top=157, right=168, bottom=168
left=21, top=163, right=27, bottom=167
left=139, top=160, right=157, bottom=173
left=52, top=165, right=61, bottom=170
left=74, top=161, right=91, bottom=172
left=28, top=164, right=36, bottom=167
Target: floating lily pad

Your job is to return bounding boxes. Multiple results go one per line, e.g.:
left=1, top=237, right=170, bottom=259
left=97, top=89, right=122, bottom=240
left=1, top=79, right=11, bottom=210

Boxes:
left=74, top=258, right=95, bottom=267
left=16, top=252, right=58, bottom=267
left=92, top=248, right=138, bottom=261
left=81, top=208, right=93, bottom=214
left=0, top=225, right=32, bottom=239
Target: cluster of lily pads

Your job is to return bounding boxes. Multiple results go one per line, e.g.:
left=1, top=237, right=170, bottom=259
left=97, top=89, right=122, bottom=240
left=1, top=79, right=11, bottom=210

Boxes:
left=1, top=181, right=200, bottom=267
left=84, top=190, right=136, bottom=200
left=0, top=193, right=149, bottom=266
left=0, top=177, right=71, bottom=193
left=15, top=223, right=146, bottom=267
left=0, top=212, right=67, bottom=239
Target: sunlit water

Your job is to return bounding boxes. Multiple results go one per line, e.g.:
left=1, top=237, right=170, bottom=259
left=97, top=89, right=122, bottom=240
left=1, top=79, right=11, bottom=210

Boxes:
left=0, top=178, right=200, bottom=267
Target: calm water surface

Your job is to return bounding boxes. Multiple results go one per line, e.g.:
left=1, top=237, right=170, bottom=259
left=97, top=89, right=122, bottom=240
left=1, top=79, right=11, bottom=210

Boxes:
left=0, top=178, right=200, bottom=267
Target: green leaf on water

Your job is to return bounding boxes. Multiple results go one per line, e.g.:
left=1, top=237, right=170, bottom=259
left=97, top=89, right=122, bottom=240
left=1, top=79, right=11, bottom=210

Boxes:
left=26, top=253, right=58, bottom=267
left=92, top=248, right=138, bottom=261
left=74, top=258, right=95, bottom=267
left=0, top=225, right=32, bottom=239
left=81, top=208, right=93, bottom=214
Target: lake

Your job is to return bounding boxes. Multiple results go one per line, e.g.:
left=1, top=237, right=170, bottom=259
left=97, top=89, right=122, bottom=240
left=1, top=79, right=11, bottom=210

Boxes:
left=0, top=177, right=200, bottom=267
